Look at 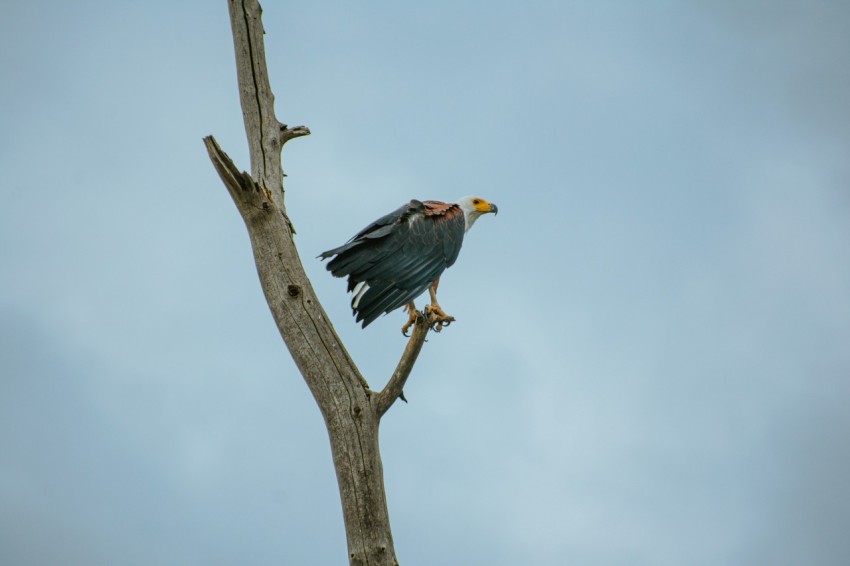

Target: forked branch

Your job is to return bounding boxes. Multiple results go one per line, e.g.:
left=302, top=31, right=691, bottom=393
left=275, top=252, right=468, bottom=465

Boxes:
left=205, top=1, right=436, bottom=563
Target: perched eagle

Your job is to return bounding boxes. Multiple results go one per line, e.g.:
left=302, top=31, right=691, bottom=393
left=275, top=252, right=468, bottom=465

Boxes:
left=319, top=196, right=498, bottom=332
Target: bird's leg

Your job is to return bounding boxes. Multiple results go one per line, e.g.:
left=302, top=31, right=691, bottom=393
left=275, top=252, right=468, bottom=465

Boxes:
left=401, top=301, right=421, bottom=336
left=424, top=278, right=455, bottom=332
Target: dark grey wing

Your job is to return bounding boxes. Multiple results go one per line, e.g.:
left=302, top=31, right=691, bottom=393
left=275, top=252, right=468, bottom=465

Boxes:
left=318, top=200, right=423, bottom=263
left=319, top=200, right=465, bottom=327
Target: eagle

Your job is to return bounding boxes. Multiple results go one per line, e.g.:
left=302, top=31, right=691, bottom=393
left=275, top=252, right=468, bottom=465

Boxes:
left=319, top=196, right=498, bottom=333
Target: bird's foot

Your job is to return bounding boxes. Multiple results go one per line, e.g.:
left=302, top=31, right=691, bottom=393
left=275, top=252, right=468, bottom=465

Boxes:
left=425, top=304, right=455, bottom=332
left=401, top=304, right=422, bottom=337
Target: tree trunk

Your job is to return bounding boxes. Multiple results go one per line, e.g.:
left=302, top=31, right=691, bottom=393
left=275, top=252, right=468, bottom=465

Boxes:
left=204, top=1, right=429, bottom=564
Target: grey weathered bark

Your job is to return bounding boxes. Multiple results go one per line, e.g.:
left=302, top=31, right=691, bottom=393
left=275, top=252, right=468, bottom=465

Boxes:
left=204, top=1, right=432, bottom=564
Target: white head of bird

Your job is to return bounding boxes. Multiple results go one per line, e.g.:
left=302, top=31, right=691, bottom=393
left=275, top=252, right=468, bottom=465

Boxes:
left=455, top=196, right=498, bottom=232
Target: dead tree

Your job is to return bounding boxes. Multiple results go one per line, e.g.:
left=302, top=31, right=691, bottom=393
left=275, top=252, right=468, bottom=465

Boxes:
left=204, top=1, right=429, bottom=564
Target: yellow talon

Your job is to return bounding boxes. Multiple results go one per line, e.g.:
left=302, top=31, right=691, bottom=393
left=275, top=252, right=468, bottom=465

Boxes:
left=401, top=302, right=421, bottom=336
left=424, top=304, right=455, bottom=332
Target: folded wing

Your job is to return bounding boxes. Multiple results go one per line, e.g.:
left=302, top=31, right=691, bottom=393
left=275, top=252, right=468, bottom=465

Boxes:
left=319, top=199, right=466, bottom=327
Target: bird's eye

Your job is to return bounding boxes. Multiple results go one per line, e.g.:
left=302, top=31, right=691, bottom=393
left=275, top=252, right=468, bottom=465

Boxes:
left=473, top=199, right=480, bottom=204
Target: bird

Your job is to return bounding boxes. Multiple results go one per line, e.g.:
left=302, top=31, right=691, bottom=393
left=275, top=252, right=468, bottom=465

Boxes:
left=319, top=196, right=498, bottom=333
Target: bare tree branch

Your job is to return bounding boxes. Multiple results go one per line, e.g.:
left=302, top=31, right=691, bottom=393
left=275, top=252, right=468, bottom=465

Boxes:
left=377, top=316, right=430, bottom=417
left=203, top=1, right=442, bottom=563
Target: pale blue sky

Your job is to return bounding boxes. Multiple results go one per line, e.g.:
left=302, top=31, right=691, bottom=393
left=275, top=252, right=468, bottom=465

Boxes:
left=2, top=2, right=849, bottom=565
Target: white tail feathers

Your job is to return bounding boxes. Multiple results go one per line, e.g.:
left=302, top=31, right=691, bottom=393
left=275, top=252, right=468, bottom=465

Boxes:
left=351, top=282, right=370, bottom=310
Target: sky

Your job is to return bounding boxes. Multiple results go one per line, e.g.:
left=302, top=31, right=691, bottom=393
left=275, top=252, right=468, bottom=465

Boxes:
left=2, top=1, right=849, bottom=564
